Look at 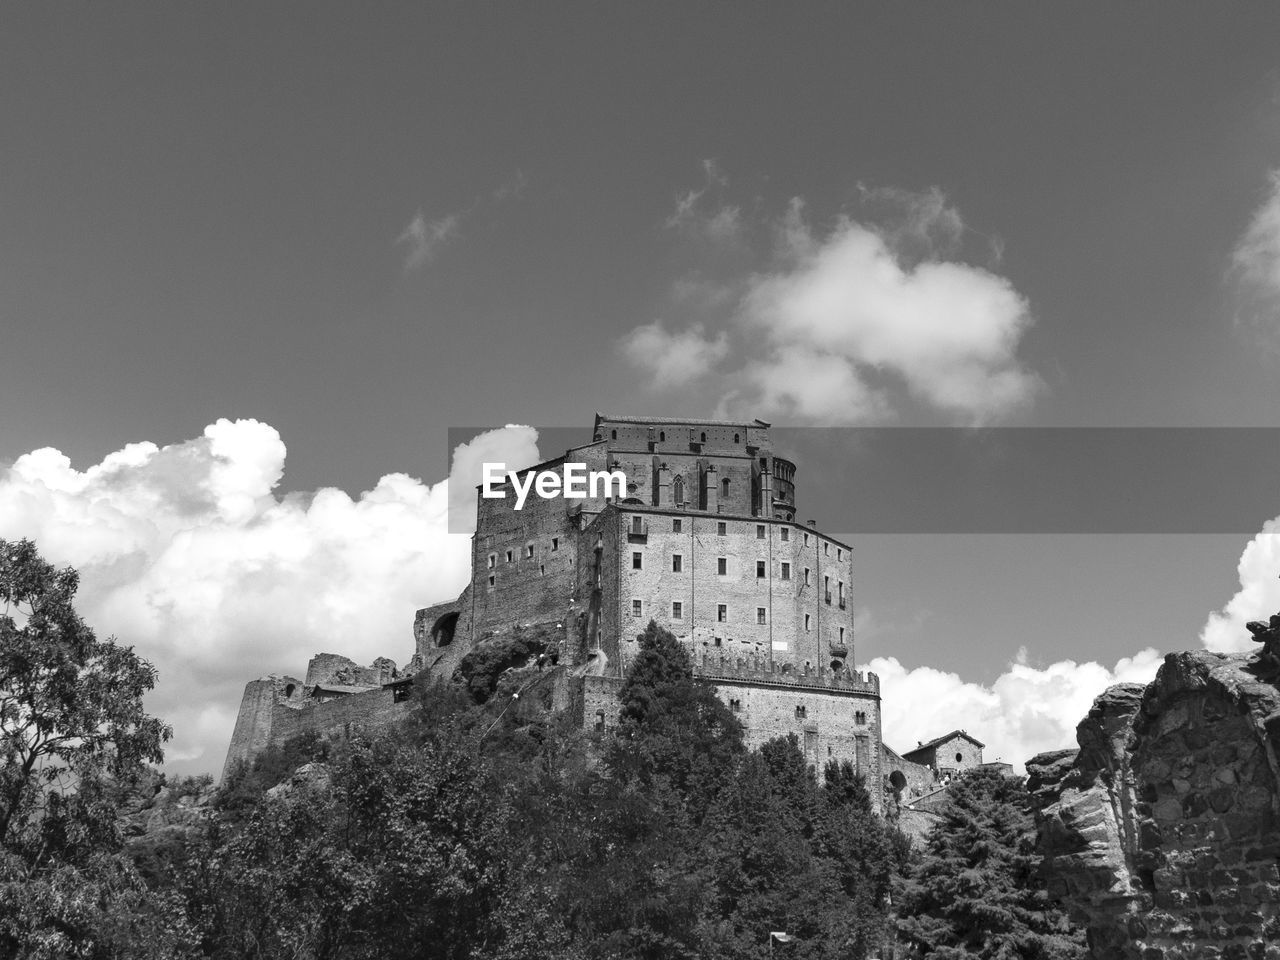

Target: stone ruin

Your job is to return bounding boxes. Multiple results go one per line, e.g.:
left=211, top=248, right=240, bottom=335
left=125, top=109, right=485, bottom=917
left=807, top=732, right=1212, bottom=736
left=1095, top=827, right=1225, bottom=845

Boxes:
left=1029, top=614, right=1280, bottom=959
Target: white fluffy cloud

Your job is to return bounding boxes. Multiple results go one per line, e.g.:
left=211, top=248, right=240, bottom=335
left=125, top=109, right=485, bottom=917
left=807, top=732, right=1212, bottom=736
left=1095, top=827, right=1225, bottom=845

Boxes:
left=869, top=647, right=1164, bottom=771
left=0, top=420, right=539, bottom=775
left=1233, top=170, right=1280, bottom=303
left=1202, top=524, right=1280, bottom=654
left=625, top=182, right=1041, bottom=425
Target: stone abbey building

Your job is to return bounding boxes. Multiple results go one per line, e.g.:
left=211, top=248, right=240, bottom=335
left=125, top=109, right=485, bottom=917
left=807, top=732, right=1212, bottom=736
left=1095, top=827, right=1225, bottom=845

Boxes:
left=226, top=413, right=976, bottom=814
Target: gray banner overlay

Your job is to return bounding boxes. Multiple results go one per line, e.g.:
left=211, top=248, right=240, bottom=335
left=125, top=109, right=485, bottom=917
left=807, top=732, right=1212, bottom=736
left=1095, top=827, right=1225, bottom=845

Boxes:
left=447, top=427, right=1280, bottom=534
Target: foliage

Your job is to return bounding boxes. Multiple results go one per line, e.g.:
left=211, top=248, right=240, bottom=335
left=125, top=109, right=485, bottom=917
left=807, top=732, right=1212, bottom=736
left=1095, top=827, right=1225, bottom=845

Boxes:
left=894, top=766, right=1086, bottom=959
left=214, top=730, right=331, bottom=820
left=456, top=623, right=556, bottom=704
left=0, top=538, right=182, bottom=958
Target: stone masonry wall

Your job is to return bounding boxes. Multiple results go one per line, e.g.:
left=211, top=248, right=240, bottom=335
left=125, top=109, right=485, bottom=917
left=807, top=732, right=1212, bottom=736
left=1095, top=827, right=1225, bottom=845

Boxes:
left=1030, top=636, right=1280, bottom=960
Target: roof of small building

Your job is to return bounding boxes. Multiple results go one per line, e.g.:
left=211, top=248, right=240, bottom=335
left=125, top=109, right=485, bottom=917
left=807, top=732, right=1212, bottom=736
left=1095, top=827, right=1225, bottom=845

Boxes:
left=903, top=729, right=986, bottom=759
left=308, top=683, right=379, bottom=697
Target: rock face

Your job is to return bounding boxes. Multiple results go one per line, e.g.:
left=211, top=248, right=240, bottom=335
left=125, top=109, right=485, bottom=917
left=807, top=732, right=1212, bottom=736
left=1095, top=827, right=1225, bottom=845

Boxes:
left=1029, top=641, right=1280, bottom=959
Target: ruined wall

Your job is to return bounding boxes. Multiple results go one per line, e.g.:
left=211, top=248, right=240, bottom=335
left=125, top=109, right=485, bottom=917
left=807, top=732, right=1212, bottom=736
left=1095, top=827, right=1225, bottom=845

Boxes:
left=222, top=675, right=300, bottom=779
left=1030, top=638, right=1280, bottom=960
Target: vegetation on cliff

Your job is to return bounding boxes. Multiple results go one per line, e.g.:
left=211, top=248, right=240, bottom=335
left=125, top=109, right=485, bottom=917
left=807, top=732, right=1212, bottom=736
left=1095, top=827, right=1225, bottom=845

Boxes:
left=0, top=542, right=1085, bottom=959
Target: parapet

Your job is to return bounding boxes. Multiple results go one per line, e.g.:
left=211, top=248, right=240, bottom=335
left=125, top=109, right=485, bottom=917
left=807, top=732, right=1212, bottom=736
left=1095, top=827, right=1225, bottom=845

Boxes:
left=691, top=651, right=880, bottom=696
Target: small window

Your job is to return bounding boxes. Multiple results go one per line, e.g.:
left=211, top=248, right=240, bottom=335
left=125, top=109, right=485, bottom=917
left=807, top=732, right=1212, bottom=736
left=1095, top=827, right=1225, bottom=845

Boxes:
left=721, top=478, right=730, bottom=497
left=717, top=604, right=727, bottom=623
left=780, top=528, right=789, bottom=542
left=804, top=568, right=811, bottom=585
left=633, top=552, right=643, bottom=570
left=837, top=548, right=842, bottom=560
left=659, top=431, right=665, bottom=442
left=718, top=557, right=727, bottom=575
left=756, top=524, right=765, bottom=539
left=756, top=560, right=766, bottom=578
left=700, top=432, right=707, bottom=443
left=803, top=532, right=810, bottom=546
left=506, top=550, right=513, bottom=564
left=672, top=601, right=683, bottom=619
left=838, top=581, right=844, bottom=601
left=730, top=698, right=741, bottom=712
left=611, top=429, right=617, bottom=440
left=804, top=613, right=811, bottom=631
left=595, top=709, right=606, bottom=731
left=734, top=433, right=740, bottom=443
left=632, top=515, right=644, bottom=533
left=839, top=626, right=846, bottom=642
left=551, top=537, right=559, bottom=551
left=539, top=563, right=545, bottom=575
left=488, top=574, right=496, bottom=587
left=718, top=521, right=727, bottom=536
left=956, top=752, right=964, bottom=763
left=487, top=554, right=496, bottom=569
left=632, top=599, right=643, bottom=618
left=672, top=518, right=682, bottom=533
left=526, top=544, right=534, bottom=558
left=673, top=476, right=686, bottom=504
left=795, top=705, right=807, bottom=720
left=781, top=562, right=791, bottom=580
left=757, top=607, right=767, bottom=625
left=672, top=554, right=683, bottom=573
left=824, top=543, right=829, bottom=556
left=714, top=635, right=723, bottom=647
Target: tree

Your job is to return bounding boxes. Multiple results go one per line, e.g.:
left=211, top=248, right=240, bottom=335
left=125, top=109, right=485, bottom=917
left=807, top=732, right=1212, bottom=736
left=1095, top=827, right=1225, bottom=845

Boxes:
left=894, top=767, right=1085, bottom=960
left=608, top=621, right=743, bottom=824
left=0, top=539, right=183, bottom=958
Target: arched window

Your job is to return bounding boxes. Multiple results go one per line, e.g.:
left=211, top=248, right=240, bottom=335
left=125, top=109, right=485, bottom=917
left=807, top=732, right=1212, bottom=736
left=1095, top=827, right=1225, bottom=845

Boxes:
left=611, top=429, right=617, bottom=440
left=284, top=684, right=295, bottom=699
left=673, top=475, right=685, bottom=504
left=659, top=431, right=665, bottom=442
left=734, top=433, right=740, bottom=443
left=700, top=432, right=707, bottom=443
left=721, top=477, right=730, bottom=497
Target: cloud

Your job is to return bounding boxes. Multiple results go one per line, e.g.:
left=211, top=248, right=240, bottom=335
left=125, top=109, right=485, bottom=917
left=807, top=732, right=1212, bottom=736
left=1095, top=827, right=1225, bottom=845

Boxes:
left=0, top=420, right=539, bottom=775
left=396, top=211, right=461, bottom=272
left=870, top=647, right=1164, bottom=771
left=619, top=321, right=730, bottom=390
left=664, top=161, right=745, bottom=247
left=626, top=180, right=1041, bottom=425
left=1231, top=170, right=1280, bottom=343
left=1202, top=523, right=1280, bottom=654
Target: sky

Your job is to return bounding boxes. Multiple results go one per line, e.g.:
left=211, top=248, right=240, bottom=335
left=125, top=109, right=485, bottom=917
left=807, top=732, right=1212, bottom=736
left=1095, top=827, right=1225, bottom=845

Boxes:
left=5, top=4, right=1280, bottom=774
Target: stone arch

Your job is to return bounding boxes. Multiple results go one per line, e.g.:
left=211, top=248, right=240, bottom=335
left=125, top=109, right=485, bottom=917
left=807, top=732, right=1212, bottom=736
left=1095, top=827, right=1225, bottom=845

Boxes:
left=889, top=769, right=907, bottom=792
left=431, top=611, right=460, bottom=647
left=283, top=683, right=296, bottom=699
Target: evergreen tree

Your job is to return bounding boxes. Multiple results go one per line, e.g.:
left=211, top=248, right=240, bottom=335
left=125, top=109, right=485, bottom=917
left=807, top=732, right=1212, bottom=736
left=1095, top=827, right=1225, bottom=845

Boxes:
left=894, top=767, right=1085, bottom=960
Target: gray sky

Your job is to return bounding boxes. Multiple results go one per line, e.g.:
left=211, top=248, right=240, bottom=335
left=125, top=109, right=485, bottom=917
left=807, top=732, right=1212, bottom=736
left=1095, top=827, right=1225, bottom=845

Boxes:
left=5, top=3, right=1280, bottom=772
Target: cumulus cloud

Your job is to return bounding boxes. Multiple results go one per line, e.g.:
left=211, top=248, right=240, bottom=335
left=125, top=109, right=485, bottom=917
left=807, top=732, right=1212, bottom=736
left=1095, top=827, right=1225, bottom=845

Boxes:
left=397, top=211, right=461, bottom=272
left=0, top=420, right=539, bottom=776
left=869, top=647, right=1164, bottom=771
left=626, top=179, right=1041, bottom=425
left=620, top=321, right=730, bottom=390
left=1202, top=524, right=1280, bottom=654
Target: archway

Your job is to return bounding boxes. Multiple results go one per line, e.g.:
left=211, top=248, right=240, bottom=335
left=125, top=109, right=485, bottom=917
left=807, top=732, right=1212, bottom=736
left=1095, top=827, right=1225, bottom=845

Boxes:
left=431, top=611, right=460, bottom=647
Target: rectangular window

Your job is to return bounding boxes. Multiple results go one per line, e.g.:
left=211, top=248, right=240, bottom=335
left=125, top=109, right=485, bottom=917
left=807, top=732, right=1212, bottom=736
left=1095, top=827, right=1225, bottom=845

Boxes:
left=717, top=604, right=727, bottom=622
left=672, top=518, right=682, bottom=533
left=757, top=607, right=767, bottom=624
left=804, top=567, right=811, bottom=585
left=781, top=562, right=791, bottom=580
left=804, top=613, right=811, bottom=631
left=551, top=537, right=559, bottom=551
left=714, top=635, right=723, bottom=647
left=632, top=599, right=643, bottom=618
left=839, top=626, right=846, bottom=642
left=526, top=544, right=534, bottom=558
left=824, top=542, right=829, bottom=556
left=718, top=521, right=727, bottom=536
left=539, top=564, right=545, bottom=575
left=672, top=554, right=683, bottom=573
left=804, top=532, right=810, bottom=546
left=756, top=560, right=766, bottom=578
left=487, top=554, right=496, bottom=569
left=632, top=551, right=643, bottom=570
left=672, top=601, right=683, bottom=619
left=756, top=524, right=765, bottom=539
left=837, top=548, right=842, bottom=560
left=781, top=527, right=789, bottom=542
left=718, top=557, right=727, bottom=575
left=838, top=581, right=844, bottom=602
left=729, top=698, right=741, bottom=712
left=488, top=574, right=496, bottom=587
left=795, top=704, right=807, bottom=720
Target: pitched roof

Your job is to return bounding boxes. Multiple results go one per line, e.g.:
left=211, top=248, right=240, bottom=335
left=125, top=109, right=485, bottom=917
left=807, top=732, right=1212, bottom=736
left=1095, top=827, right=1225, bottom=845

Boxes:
left=902, top=729, right=986, bottom=758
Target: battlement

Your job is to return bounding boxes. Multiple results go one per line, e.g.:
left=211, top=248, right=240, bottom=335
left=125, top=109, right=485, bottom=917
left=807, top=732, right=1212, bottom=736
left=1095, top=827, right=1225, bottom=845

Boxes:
left=691, top=651, right=880, bottom=696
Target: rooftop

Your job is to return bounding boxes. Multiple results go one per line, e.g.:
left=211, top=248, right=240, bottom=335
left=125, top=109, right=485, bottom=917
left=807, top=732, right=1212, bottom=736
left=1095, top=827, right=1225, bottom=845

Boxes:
left=594, top=413, right=771, bottom=430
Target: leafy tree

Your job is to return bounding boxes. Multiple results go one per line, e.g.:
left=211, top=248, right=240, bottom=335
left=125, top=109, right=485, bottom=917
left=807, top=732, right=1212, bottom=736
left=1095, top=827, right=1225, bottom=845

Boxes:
left=894, top=767, right=1086, bottom=960
left=0, top=538, right=184, bottom=958
left=608, top=621, right=743, bottom=823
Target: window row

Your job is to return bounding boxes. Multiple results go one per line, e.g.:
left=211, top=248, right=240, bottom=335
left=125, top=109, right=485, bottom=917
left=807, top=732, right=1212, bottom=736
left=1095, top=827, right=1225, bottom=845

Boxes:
left=653, top=517, right=843, bottom=557
left=487, top=538, right=560, bottom=568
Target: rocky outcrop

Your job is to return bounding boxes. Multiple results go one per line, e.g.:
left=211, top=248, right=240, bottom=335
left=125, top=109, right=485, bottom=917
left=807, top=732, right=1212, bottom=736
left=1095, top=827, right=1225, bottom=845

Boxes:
left=1030, top=629, right=1280, bottom=960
